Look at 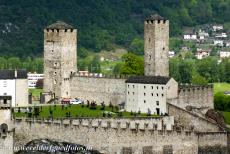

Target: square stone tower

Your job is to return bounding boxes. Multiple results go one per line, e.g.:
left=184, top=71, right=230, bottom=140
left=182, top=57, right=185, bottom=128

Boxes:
left=144, top=14, right=169, bottom=76
left=44, top=21, right=77, bottom=99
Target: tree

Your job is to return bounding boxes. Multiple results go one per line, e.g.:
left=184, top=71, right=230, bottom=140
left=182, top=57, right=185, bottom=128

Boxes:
left=120, top=53, right=144, bottom=75
left=178, top=60, right=193, bottom=83
left=192, top=74, right=208, bottom=85
left=129, top=38, right=144, bottom=55
left=196, top=57, right=219, bottom=82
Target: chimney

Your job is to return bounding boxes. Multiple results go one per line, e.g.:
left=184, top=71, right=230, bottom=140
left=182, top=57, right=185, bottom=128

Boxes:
left=15, top=70, right=17, bottom=78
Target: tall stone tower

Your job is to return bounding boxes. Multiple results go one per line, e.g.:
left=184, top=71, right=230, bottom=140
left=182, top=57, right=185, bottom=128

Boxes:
left=0, top=98, right=14, bottom=154
left=44, top=21, right=77, bottom=99
left=144, top=14, right=169, bottom=76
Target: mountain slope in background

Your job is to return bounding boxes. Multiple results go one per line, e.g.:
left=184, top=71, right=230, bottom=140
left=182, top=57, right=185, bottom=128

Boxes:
left=1, top=0, right=230, bottom=57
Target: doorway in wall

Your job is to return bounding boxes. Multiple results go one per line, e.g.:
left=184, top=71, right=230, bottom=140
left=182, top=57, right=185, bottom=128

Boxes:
left=156, top=108, right=160, bottom=115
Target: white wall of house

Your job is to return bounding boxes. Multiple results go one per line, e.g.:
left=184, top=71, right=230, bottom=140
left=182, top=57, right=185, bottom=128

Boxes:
left=0, top=80, right=16, bottom=107
left=126, top=83, right=167, bottom=115
left=220, top=51, right=230, bottom=58
left=16, top=79, right=28, bottom=107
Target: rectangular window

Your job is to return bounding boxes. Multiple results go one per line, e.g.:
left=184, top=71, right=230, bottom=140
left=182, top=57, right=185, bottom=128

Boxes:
left=3, top=81, right=7, bottom=87
left=156, top=101, right=159, bottom=105
left=144, top=93, right=146, bottom=96
left=144, top=86, right=146, bottom=89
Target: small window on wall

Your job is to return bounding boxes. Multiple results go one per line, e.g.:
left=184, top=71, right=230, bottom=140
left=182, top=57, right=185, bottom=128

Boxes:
left=149, top=38, right=151, bottom=43
left=54, top=62, right=58, bottom=66
left=128, top=85, right=129, bottom=88
left=128, top=91, right=129, bottom=95
left=144, top=100, right=146, bottom=103
left=144, top=93, right=146, bottom=96
left=133, top=85, right=135, bottom=88
left=144, top=86, right=146, bottom=89
left=156, top=93, right=159, bottom=97
left=133, top=92, right=135, bottom=95
left=51, top=50, right=54, bottom=53
left=162, top=86, right=164, bottom=90
left=162, top=94, right=164, bottom=97
left=157, top=86, right=159, bottom=89
left=54, top=72, right=57, bottom=75
left=156, top=101, right=159, bottom=105
left=151, top=93, right=153, bottom=96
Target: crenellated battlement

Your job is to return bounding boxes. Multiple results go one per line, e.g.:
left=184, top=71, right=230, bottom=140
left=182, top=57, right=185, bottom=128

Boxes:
left=179, top=84, right=213, bottom=92
left=44, top=28, right=76, bottom=33
left=14, top=116, right=176, bottom=131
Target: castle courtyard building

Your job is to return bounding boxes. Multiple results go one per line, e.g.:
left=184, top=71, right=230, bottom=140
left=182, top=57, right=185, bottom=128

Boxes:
left=125, top=76, right=178, bottom=114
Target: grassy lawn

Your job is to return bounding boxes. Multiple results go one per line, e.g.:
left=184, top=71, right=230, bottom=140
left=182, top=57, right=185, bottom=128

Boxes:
left=13, top=104, right=159, bottom=118
left=222, top=111, right=230, bottom=125
left=29, top=88, right=43, bottom=97
left=214, top=83, right=230, bottom=94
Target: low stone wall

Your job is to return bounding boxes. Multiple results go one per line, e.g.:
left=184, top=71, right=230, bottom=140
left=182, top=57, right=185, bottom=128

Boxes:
left=167, top=103, right=219, bottom=132
left=70, top=76, right=126, bottom=106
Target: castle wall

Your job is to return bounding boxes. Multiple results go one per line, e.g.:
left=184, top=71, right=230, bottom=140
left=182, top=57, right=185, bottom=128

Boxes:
left=0, top=132, right=14, bottom=154
left=14, top=117, right=199, bottom=154
left=167, top=103, right=219, bottom=132
left=197, top=132, right=228, bottom=154
left=70, top=76, right=126, bottom=105
left=169, top=85, right=214, bottom=110
left=14, top=117, right=228, bottom=154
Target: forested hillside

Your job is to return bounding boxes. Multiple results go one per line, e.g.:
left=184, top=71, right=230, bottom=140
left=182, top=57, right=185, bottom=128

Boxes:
left=1, top=0, right=230, bottom=57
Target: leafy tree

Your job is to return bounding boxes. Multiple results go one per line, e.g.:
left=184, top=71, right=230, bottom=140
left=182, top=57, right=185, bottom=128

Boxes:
left=120, top=53, right=144, bottom=75
left=178, top=60, right=193, bottom=83
left=129, top=38, right=144, bottom=55
left=192, top=74, right=208, bottom=85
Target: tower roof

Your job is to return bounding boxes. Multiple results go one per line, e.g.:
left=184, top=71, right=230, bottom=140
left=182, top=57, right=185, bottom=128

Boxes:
left=46, top=21, right=74, bottom=29
left=145, top=14, right=166, bottom=21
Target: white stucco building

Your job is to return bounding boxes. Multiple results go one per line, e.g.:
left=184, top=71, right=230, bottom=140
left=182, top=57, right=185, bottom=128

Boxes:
left=28, top=73, right=44, bottom=89
left=183, top=34, right=197, bottom=40
left=125, top=76, right=178, bottom=115
left=220, top=51, right=230, bottom=58
left=0, top=70, right=28, bottom=107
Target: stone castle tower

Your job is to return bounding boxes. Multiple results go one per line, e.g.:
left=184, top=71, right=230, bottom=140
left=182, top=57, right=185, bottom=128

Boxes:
left=43, top=21, right=77, bottom=99
left=0, top=98, right=14, bottom=154
left=144, top=14, right=169, bottom=77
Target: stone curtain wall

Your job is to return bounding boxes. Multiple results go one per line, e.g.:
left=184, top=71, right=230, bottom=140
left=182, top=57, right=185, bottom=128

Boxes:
left=167, top=103, right=219, bottom=132
left=70, top=76, right=126, bottom=106
left=14, top=117, right=228, bottom=154
left=169, top=85, right=214, bottom=110
left=14, top=117, right=198, bottom=154
left=197, top=132, right=228, bottom=154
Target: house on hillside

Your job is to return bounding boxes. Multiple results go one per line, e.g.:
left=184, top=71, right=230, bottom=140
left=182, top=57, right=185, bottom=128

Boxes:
left=213, top=25, right=223, bottom=31
left=219, top=51, right=230, bottom=58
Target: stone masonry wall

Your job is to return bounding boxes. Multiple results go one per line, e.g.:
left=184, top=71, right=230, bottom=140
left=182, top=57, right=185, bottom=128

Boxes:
left=70, top=76, right=126, bottom=106
left=14, top=117, right=228, bottom=154
left=197, top=132, right=228, bottom=154
left=168, top=103, right=219, bottom=132
left=14, top=117, right=197, bottom=154
left=169, top=85, right=214, bottom=110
